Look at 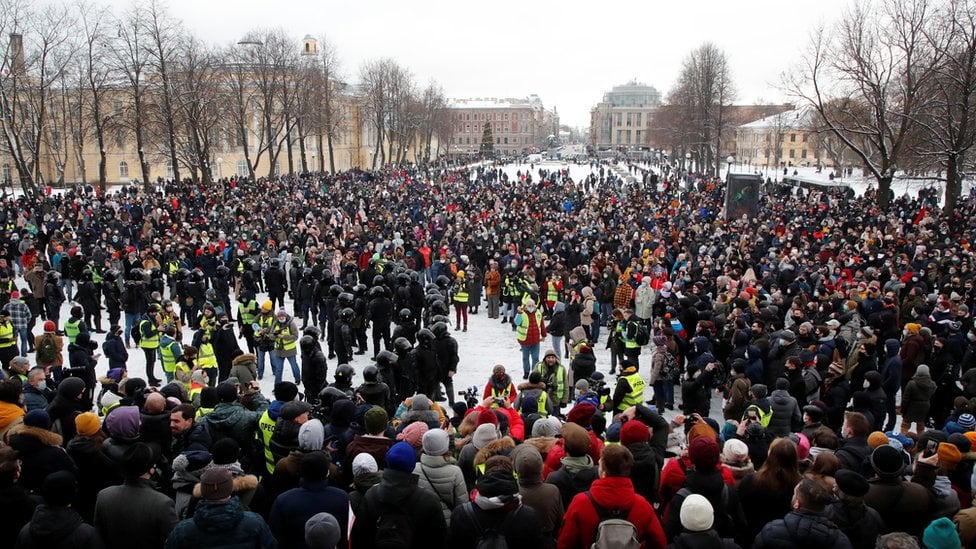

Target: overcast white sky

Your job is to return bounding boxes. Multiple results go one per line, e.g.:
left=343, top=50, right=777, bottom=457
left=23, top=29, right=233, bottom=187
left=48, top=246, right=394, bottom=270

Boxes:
left=81, top=0, right=852, bottom=127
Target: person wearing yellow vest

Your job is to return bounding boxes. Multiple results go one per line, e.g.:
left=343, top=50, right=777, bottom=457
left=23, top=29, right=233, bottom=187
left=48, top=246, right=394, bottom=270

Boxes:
left=533, top=348, right=569, bottom=413
left=253, top=300, right=276, bottom=380
left=138, top=305, right=162, bottom=386
left=0, top=310, right=18, bottom=373
left=610, top=359, right=647, bottom=413
left=515, top=299, right=546, bottom=380
left=158, top=324, right=183, bottom=384
left=237, top=291, right=259, bottom=354
left=64, top=305, right=89, bottom=345
left=257, top=381, right=300, bottom=475
left=187, top=369, right=208, bottom=407
left=173, top=344, right=198, bottom=388
left=270, top=308, right=300, bottom=386
left=481, top=364, right=517, bottom=407
left=192, top=324, right=218, bottom=387
left=451, top=270, right=469, bottom=332
left=513, top=370, right=552, bottom=417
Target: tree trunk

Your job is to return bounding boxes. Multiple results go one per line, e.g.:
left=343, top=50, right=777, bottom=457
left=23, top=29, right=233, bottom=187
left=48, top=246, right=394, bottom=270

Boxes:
left=878, top=174, right=892, bottom=209
left=327, top=133, right=335, bottom=174
left=945, top=153, right=961, bottom=216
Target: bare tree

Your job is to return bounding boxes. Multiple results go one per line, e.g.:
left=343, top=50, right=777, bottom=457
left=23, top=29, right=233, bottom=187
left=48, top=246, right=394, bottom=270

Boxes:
left=73, top=0, right=113, bottom=190
left=787, top=0, right=940, bottom=208
left=667, top=43, right=736, bottom=175
left=418, top=81, right=447, bottom=163
left=909, top=0, right=976, bottom=213
left=111, top=5, right=153, bottom=187
left=360, top=58, right=393, bottom=168
left=0, top=1, right=75, bottom=194
left=142, top=0, right=183, bottom=182
left=315, top=35, right=344, bottom=173
left=171, top=36, right=222, bottom=183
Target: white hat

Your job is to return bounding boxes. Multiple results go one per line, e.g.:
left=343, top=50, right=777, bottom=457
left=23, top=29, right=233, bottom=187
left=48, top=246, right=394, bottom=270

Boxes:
left=680, top=493, right=714, bottom=532
left=722, top=438, right=750, bottom=462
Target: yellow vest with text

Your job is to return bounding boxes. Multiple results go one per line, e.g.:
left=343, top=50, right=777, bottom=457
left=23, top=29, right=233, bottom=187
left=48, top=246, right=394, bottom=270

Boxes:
left=618, top=372, right=646, bottom=410
left=258, top=411, right=277, bottom=473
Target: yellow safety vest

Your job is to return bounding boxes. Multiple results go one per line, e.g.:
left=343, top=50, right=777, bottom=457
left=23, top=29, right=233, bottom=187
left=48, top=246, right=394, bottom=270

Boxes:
left=138, top=319, right=160, bottom=349
left=64, top=319, right=82, bottom=344
left=0, top=322, right=14, bottom=348
left=515, top=310, right=543, bottom=343
left=744, top=404, right=773, bottom=428
left=618, top=320, right=640, bottom=349
left=275, top=323, right=297, bottom=353
left=546, top=282, right=559, bottom=303
left=453, top=286, right=469, bottom=304
left=258, top=411, right=277, bottom=473
left=188, top=382, right=204, bottom=402
left=195, top=406, right=214, bottom=421
left=239, top=300, right=258, bottom=325
left=534, top=362, right=566, bottom=402
left=160, top=339, right=180, bottom=373
left=618, top=372, right=646, bottom=411
left=197, top=341, right=217, bottom=369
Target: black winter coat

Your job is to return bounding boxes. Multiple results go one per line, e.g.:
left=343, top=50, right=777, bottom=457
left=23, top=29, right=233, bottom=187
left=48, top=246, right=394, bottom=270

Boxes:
left=16, top=505, right=103, bottom=549
left=448, top=502, right=542, bottom=549
left=753, top=509, right=853, bottom=549
left=301, top=349, right=329, bottom=402
left=101, top=334, right=128, bottom=371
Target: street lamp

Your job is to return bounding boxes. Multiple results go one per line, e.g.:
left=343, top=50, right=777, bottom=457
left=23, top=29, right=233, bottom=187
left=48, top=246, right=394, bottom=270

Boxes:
left=685, top=152, right=691, bottom=171
left=726, top=155, right=734, bottom=180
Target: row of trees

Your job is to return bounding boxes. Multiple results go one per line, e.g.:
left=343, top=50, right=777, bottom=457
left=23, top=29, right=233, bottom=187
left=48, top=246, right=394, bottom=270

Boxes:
left=0, top=0, right=451, bottom=195
left=660, top=0, right=976, bottom=212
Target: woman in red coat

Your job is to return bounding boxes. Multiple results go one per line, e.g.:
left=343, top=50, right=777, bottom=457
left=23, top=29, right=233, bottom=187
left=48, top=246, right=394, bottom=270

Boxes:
left=558, top=445, right=666, bottom=549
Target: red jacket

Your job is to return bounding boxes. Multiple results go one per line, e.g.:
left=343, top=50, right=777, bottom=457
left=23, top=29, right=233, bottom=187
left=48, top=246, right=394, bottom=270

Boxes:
left=557, top=476, right=666, bottom=549
left=543, top=431, right=604, bottom=478
left=464, top=404, right=525, bottom=442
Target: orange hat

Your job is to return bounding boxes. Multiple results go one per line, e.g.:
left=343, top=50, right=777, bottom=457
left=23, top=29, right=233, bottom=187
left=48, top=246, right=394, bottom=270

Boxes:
left=868, top=431, right=889, bottom=448
left=687, top=422, right=717, bottom=445
left=964, top=431, right=976, bottom=449
left=938, top=442, right=963, bottom=471
left=905, top=323, right=922, bottom=335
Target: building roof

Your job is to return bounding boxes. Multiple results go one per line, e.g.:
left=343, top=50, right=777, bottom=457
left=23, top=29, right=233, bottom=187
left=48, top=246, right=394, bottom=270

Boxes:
left=739, top=107, right=816, bottom=130
left=448, top=97, right=544, bottom=110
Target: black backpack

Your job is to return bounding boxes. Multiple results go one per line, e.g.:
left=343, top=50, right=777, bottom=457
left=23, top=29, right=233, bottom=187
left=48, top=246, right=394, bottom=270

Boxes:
left=461, top=502, right=523, bottom=549
left=372, top=488, right=419, bottom=549
left=636, top=323, right=651, bottom=346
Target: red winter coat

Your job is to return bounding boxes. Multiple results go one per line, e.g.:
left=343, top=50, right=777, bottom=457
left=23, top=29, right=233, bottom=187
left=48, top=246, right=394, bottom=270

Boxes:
left=557, top=476, right=666, bottom=549
left=543, top=431, right=604, bottom=478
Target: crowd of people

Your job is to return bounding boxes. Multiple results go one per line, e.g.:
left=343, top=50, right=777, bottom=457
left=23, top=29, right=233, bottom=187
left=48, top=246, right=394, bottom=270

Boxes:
left=0, top=157, right=975, bottom=548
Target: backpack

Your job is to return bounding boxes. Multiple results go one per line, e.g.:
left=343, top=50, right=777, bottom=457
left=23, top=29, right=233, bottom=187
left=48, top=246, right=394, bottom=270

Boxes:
left=373, top=490, right=418, bottom=549
left=584, top=491, right=640, bottom=549
left=36, top=334, right=58, bottom=364
left=461, top=502, right=521, bottom=549
left=661, top=351, right=679, bottom=382
left=676, top=486, right=733, bottom=534
left=635, top=323, right=651, bottom=346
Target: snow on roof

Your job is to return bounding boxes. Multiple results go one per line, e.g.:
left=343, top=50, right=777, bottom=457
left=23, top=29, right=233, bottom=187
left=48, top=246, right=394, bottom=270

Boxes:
left=449, top=97, right=543, bottom=110
left=739, top=107, right=817, bottom=130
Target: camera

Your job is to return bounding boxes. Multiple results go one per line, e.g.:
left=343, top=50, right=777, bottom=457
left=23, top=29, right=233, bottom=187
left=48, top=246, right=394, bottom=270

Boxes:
left=493, top=397, right=506, bottom=407
left=457, top=385, right=480, bottom=409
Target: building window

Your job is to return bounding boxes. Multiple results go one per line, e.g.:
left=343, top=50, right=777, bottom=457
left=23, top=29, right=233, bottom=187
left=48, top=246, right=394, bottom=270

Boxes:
left=635, top=130, right=641, bottom=144
left=789, top=149, right=796, bottom=158
left=504, top=113, right=508, bottom=120
left=504, top=137, right=508, bottom=144
left=119, top=161, right=129, bottom=179
left=616, top=130, right=622, bottom=143
left=1, top=164, right=10, bottom=185
left=636, top=113, right=642, bottom=127
left=166, top=161, right=174, bottom=179
left=802, top=134, right=808, bottom=142
left=115, top=129, right=124, bottom=149
left=790, top=134, right=796, bottom=142
left=625, top=130, right=631, bottom=144
left=615, top=113, right=622, bottom=127
left=237, top=160, right=248, bottom=177
left=801, top=149, right=808, bottom=159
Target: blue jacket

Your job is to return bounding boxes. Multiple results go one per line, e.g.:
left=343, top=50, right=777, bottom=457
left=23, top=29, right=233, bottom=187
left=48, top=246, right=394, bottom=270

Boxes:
left=268, top=479, right=349, bottom=549
left=164, top=497, right=276, bottom=549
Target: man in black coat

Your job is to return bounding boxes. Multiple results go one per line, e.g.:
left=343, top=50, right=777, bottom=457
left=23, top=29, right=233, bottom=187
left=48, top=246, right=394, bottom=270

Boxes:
left=753, top=478, right=853, bottom=548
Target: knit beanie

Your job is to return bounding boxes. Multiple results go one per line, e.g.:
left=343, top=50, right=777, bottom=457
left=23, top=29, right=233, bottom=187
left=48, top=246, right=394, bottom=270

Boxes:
left=385, top=441, right=417, bottom=473
left=567, top=403, right=596, bottom=428
left=364, top=406, right=389, bottom=435
left=411, top=394, right=431, bottom=411
left=477, top=409, right=499, bottom=428
left=305, top=512, right=341, bottom=549
left=924, top=517, right=961, bottom=549
left=959, top=413, right=976, bottom=431
left=216, top=382, right=238, bottom=403
left=512, top=444, right=544, bottom=482
left=477, top=467, right=519, bottom=498
left=679, top=493, right=714, bottom=532
left=397, top=421, right=428, bottom=450
left=870, top=445, right=904, bottom=478
left=722, top=439, right=749, bottom=463
left=531, top=416, right=561, bottom=438
left=74, top=412, right=101, bottom=437
left=867, top=431, right=889, bottom=448
left=472, top=423, right=500, bottom=450
left=688, top=436, right=720, bottom=470
left=422, top=428, right=450, bottom=456
left=24, top=409, right=51, bottom=430
left=352, top=453, right=378, bottom=477
left=620, top=420, right=650, bottom=447
left=938, top=442, right=963, bottom=471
